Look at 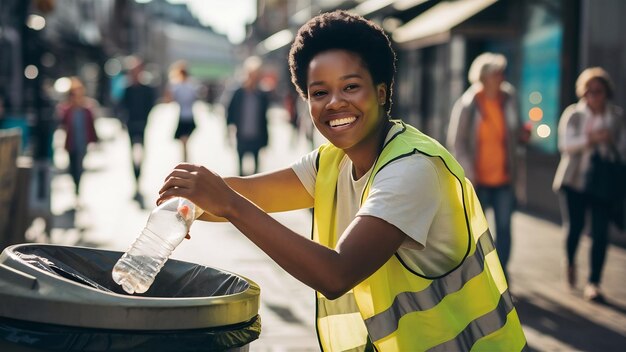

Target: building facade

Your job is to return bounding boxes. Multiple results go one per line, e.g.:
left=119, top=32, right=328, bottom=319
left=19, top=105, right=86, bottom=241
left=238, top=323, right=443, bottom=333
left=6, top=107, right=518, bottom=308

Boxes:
left=250, top=0, right=625, bottom=220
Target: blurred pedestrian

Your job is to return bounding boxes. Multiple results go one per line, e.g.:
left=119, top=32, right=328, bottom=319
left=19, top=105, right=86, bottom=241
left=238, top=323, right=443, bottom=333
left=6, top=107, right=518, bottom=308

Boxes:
left=552, top=67, right=626, bottom=301
left=284, top=88, right=300, bottom=146
left=158, top=11, right=526, bottom=351
left=447, top=52, right=529, bottom=280
left=56, top=77, right=98, bottom=202
left=285, top=87, right=317, bottom=150
left=164, top=61, right=199, bottom=162
left=226, top=56, right=269, bottom=176
left=119, top=56, right=156, bottom=207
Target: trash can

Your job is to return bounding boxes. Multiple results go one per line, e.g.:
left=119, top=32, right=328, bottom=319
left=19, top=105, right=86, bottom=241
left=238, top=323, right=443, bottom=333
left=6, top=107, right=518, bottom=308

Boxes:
left=0, top=244, right=261, bottom=351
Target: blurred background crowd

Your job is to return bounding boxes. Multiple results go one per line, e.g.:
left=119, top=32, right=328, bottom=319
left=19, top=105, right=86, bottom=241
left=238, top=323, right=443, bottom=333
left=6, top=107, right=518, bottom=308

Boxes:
left=1, top=0, right=625, bottom=275
left=1, top=0, right=626, bottom=350
left=2, top=0, right=625, bottom=225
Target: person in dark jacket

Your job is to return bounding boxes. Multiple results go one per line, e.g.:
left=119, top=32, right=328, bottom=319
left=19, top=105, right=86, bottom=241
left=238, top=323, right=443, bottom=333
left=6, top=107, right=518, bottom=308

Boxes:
left=226, top=56, right=270, bottom=176
left=119, top=56, right=156, bottom=205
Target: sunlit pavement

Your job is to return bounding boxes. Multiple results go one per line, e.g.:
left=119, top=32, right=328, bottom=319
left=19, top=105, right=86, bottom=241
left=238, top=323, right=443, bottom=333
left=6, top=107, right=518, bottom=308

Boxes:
left=43, top=101, right=626, bottom=351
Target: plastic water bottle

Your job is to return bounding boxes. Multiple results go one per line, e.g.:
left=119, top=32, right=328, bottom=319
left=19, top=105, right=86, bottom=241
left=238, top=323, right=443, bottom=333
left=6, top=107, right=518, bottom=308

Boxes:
left=112, top=197, right=203, bottom=294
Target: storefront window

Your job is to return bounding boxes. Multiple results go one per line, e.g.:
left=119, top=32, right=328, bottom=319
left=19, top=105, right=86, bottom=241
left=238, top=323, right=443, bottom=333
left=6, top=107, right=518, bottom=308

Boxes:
left=519, top=1, right=562, bottom=154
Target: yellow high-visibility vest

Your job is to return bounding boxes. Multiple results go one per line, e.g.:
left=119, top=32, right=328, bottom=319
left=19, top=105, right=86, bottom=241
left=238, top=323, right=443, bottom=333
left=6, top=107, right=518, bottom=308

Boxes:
left=312, top=120, right=527, bottom=351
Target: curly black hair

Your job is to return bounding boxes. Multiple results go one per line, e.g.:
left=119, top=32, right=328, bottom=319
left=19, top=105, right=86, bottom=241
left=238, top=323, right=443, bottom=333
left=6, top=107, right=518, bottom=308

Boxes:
left=288, top=10, right=397, bottom=114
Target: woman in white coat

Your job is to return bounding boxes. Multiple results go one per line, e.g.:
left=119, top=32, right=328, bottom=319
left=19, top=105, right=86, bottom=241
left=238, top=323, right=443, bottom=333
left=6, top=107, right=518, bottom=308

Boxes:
left=553, top=67, right=626, bottom=301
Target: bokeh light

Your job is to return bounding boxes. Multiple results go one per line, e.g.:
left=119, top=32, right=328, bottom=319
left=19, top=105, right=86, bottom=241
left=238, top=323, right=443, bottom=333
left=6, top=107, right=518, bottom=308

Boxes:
left=529, top=91, right=542, bottom=105
left=41, top=52, right=56, bottom=68
left=537, top=124, right=551, bottom=138
left=104, top=58, right=123, bottom=76
left=27, top=14, right=46, bottom=31
left=54, top=77, right=72, bottom=93
left=529, top=107, right=543, bottom=121
left=24, top=65, right=39, bottom=79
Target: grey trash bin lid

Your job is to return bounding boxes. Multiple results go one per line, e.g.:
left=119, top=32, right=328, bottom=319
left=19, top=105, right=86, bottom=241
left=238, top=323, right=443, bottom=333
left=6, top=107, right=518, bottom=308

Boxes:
left=0, top=244, right=260, bottom=331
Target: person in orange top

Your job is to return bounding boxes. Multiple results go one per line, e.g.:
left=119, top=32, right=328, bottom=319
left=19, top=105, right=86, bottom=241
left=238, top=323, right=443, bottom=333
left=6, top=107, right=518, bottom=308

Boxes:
left=447, top=53, right=529, bottom=279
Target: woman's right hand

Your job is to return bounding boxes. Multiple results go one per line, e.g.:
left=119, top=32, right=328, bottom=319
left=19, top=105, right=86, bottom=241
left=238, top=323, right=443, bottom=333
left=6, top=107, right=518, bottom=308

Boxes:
left=157, top=163, right=240, bottom=220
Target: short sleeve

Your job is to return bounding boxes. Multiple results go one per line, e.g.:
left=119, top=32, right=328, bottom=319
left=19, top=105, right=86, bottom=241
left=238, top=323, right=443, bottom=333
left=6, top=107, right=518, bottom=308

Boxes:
left=357, top=155, right=441, bottom=247
left=290, top=149, right=318, bottom=197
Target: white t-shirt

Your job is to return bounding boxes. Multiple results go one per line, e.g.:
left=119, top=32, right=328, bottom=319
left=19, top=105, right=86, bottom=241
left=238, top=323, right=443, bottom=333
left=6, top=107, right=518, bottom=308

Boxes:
left=291, top=126, right=468, bottom=277
left=170, top=80, right=198, bottom=120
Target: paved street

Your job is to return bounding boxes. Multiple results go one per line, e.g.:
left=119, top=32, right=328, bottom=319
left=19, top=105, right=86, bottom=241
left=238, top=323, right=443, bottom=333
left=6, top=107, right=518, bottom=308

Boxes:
left=38, top=101, right=626, bottom=351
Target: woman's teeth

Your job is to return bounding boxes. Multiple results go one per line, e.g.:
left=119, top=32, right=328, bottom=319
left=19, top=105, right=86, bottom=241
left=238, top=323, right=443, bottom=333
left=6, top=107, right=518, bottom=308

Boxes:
left=329, top=117, right=356, bottom=127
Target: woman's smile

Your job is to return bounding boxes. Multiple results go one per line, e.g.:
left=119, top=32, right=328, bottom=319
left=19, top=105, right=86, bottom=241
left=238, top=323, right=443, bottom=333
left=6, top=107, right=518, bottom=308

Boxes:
left=328, top=116, right=357, bottom=128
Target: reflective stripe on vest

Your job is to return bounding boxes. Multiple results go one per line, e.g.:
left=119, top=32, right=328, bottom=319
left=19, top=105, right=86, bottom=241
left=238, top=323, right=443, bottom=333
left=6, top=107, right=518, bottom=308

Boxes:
left=364, top=230, right=514, bottom=346
left=313, top=121, right=526, bottom=351
left=316, top=291, right=369, bottom=351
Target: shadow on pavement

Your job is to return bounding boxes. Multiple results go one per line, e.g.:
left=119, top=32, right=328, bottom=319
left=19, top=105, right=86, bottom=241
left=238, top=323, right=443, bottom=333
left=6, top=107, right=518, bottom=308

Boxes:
left=50, top=208, right=112, bottom=249
left=52, top=208, right=78, bottom=230
left=595, top=297, right=626, bottom=315
left=515, top=295, right=626, bottom=351
left=265, top=302, right=306, bottom=325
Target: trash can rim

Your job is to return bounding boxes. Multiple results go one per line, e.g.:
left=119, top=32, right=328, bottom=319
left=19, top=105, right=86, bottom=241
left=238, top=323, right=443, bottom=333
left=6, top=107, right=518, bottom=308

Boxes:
left=4, top=243, right=259, bottom=294
left=0, top=243, right=261, bottom=330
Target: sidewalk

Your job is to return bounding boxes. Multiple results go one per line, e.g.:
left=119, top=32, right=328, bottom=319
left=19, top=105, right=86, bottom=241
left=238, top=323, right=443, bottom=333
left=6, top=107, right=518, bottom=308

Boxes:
left=508, top=211, right=626, bottom=351
left=45, top=102, right=320, bottom=351
left=43, top=102, right=626, bottom=351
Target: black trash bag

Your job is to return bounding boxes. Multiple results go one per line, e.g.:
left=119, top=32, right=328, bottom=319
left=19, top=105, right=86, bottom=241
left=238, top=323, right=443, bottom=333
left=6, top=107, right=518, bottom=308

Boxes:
left=13, top=245, right=250, bottom=298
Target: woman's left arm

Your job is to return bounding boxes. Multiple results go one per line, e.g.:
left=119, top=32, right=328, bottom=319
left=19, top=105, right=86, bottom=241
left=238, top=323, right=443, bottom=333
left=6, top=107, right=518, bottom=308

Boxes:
left=158, top=163, right=405, bottom=299
left=227, top=201, right=406, bottom=300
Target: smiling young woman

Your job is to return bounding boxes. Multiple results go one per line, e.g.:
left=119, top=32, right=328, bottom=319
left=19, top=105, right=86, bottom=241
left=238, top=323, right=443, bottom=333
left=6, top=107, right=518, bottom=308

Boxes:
left=306, top=49, right=390, bottom=177
left=158, top=10, right=527, bottom=351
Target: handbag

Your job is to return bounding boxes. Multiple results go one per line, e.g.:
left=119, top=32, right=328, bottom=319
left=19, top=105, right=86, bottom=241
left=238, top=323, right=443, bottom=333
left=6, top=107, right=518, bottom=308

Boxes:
left=584, top=147, right=626, bottom=202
